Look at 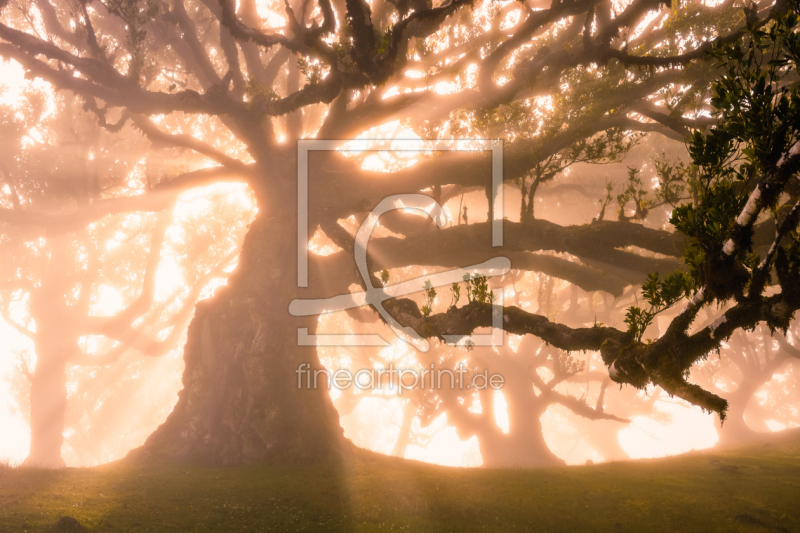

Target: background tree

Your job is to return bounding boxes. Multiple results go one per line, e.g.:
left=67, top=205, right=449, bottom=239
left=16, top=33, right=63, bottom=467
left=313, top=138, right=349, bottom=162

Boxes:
left=0, top=88, right=254, bottom=466
left=0, top=0, right=798, bottom=467
left=692, top=322, right=800, bottom=446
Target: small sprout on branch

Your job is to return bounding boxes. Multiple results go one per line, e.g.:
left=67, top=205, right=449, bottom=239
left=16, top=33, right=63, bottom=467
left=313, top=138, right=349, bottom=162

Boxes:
left=421, top=279, right=436, bottom=318
left=450, top=282, right=461, bottom=308
left=464, top=273, right=493, bottom=304
left=616, top=166, right=653, bottom=222
left=594, top=182, right=615, bottom=223
left=297, top=58, right=325, bottom=85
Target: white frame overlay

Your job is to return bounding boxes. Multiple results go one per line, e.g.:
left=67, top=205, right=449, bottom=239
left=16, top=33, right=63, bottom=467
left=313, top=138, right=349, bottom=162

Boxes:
left=291, top=139, right=507, bottom=351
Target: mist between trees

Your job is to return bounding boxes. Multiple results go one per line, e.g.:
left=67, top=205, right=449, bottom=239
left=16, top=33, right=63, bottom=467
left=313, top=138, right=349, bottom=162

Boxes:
left=0, top=0, right=798, bottom=470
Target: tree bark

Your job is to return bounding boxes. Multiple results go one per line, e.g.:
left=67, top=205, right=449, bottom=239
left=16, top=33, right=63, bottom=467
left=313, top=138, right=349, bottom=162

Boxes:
left=134, top=163, right=350, bottom=464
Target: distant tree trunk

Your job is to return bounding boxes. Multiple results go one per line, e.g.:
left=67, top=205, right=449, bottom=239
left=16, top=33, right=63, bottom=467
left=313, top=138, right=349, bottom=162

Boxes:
left=477, top=384, right=565, bottom=467
left=479, top=416, right=565, bottom=467
left=24, top=237, right=73, bottom=468
left=583, top=421, right=630, bottom=462
left=136, top=156, right=349, bottom=465
left=25, top=350, right=67, bottom=468
left=391, top=400, right=416, bottom=457
left=715, top=329, right=789, bottom=447
left=716, top=385, right=762, bottom=446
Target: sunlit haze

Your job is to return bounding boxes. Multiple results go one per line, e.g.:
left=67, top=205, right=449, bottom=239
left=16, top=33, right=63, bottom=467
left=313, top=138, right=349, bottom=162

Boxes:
left=0, top=0, right=797, bottom=480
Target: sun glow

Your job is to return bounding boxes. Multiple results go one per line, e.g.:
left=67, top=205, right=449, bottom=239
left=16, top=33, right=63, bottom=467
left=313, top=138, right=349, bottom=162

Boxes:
left=1, top=0, right=798, bottom=475
left=0, top=180, right=256, bottom=465
left=619, top=401, right=719, bottom=459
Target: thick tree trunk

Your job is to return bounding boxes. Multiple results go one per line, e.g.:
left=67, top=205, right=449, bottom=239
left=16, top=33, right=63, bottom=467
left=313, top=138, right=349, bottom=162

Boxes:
left=136, top=200, right=349, bottom=464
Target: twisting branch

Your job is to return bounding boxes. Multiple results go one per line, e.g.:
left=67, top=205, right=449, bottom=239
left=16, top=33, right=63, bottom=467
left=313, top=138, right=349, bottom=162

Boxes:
left=386, top=299, right=628, bottom=352
left=749, top=200, right=800, bottom=297
left=217, top=0, right=293, bottom=49
left=131, top=114, right=252, bottom=173
left=0, top=167, right=245, bottom=233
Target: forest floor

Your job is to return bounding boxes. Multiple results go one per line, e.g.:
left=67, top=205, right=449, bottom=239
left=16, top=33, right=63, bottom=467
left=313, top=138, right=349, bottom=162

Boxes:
left=1, top=430, right=799, bottom=533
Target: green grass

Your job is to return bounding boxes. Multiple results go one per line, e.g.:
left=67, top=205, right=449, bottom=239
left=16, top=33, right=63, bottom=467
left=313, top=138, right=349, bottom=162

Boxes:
left=1, top=432, right=799, bottom=532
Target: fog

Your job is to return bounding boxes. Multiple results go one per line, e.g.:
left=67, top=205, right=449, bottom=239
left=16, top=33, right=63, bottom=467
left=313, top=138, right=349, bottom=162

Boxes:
left=1, top=113, right=797, bottom=467
left=0, top=0, right=798, bottom=475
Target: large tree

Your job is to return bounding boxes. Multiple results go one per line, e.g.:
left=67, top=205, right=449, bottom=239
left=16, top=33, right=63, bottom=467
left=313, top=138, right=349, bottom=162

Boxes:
left=1, top=0, right=799, bottom=467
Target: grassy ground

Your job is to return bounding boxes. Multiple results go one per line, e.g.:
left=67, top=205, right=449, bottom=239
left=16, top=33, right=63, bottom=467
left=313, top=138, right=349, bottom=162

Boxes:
left=1, top=432, right=799, bottom=532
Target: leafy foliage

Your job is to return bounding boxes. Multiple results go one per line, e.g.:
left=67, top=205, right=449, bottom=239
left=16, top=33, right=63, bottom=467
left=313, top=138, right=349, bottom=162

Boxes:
left=616, top=167, right=653, bottom=222
left=105, top=0, right=159, bottom=82
left=449, top=282, right=461, bottom=308
left=626, top=1, right=800, bottom=338
left=626, top=272, right=693, bottom=342
left=463, top=273, right=494, bottom=304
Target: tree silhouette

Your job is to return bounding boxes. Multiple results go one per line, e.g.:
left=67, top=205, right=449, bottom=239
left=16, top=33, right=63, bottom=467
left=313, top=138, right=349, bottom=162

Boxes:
left=0, top=0, right=798, bottom=466
left=0, top=90, right=252, bottom=466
